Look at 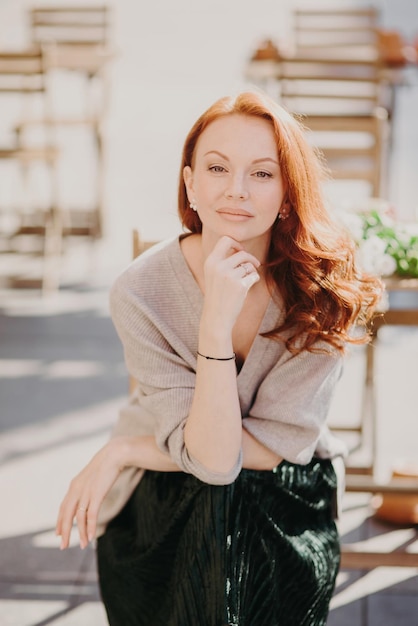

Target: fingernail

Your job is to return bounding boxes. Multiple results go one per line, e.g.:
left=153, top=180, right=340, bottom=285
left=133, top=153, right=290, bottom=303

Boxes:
left=88, top=532, right=94, bottom=542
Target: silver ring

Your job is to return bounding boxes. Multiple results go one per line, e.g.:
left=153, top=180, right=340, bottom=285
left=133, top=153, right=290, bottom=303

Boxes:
left=240, top=263, right=251, bottom=277
left=78, top=506, right=88, bottom=513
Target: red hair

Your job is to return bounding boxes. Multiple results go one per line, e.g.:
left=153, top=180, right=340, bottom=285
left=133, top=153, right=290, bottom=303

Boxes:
left=178, top=90, right=383, bottom=353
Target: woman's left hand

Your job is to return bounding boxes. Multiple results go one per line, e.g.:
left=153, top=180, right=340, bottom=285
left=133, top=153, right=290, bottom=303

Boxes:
left=56, top=437, right=129, bottom=550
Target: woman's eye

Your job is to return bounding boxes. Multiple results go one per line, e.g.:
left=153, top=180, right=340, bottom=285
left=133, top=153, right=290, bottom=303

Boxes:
left=254, top=170, right=272, bottom=178
left=208, top=165, right=226, bottom=173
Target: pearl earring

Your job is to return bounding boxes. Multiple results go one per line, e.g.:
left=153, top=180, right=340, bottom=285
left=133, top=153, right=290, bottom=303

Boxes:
left=190, top=200, right=198, bottom=212
left=279, top=203, right=290, bottom=221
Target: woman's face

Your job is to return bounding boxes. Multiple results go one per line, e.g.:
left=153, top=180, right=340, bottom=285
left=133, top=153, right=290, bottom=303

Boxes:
left=183, top=114, right=285, bottom=250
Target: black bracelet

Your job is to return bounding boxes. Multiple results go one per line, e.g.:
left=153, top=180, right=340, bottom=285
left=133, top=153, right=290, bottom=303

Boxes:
left=197, top=350, right=236, bottom=361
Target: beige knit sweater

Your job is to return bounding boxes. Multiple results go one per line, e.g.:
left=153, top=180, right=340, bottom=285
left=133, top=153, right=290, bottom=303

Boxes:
left=97, top=235, right=347, bottom=533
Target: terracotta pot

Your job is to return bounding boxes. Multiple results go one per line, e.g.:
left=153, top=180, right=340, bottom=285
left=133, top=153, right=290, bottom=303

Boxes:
left=377, top=29, right=407, bottom=66
left=373, top=463, right=418, bottom=525
left=251, top=39, right=281, bottom=62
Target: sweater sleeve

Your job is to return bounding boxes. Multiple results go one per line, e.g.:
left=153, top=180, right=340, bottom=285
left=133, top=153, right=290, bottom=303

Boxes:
left=109, top=268, right=242, bottom=485
left=242, top=347, right=343, bottom=465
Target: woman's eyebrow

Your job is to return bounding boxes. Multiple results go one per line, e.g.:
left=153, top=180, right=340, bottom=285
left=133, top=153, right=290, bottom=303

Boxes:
left=253, top=157, right=279, bottom=165
left=203, top=150, right=228, bottom=159
left=204, top=150, right=278, bottom=165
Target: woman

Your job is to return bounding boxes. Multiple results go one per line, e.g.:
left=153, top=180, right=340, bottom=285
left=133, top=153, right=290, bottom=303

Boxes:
left=56, top=90, right=382, bottom=625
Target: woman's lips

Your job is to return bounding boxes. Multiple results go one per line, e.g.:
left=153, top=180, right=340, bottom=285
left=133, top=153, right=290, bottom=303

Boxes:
left=216, top=208, right=254, bottom=220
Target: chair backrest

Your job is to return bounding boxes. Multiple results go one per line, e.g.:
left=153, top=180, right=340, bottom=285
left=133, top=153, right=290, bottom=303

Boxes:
left=0, top=48, right=49, bottom=142
left=0, top=48, right=46, bottom=95
left=292, top=6, right=380, bottom=52
left=277, top=55, right=384, bottom=116
left=29, top=5, right=111, bottom=47
left=132, top=229, right=160, bottom=260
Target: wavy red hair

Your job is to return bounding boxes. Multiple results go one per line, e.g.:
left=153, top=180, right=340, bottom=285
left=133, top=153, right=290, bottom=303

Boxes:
left=178, top=90, right=383, bottom=353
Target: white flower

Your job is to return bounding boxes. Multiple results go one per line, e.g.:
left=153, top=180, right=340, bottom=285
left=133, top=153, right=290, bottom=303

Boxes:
left=335, top=206, right=418, bottom=278
left=396, top=225, right=417, bottom=248
left=357, top=236, right=387, bottom=275
left=377, top=253, right=397, bottom=276
left=357, top=236, right=397, bottom=276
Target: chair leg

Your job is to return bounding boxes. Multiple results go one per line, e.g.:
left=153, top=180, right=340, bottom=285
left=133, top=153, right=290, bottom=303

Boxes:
left=93, top=123, right=104, bottom=238
left=41, top=208, right=63, bottom=294
left=41, top=156, right=62, bottom=294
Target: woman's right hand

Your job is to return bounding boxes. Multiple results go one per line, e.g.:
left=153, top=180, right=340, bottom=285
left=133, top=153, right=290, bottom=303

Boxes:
left=202, top=236, right=260, bottom=333
left=56, top=437, right=129, bottom=550
left=185, top=236, right=261, bottom=473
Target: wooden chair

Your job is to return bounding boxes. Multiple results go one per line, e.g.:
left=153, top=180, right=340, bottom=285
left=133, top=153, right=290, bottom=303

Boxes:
left=276, top=5, right=400, bottom=199
left=0, top=47, right=62, bottom=292
left=30, top=5, right=110, bottom=47
left=22, top=5, right=114, bottom=239
left=132, top=228, right=160, bottom=259
left=339, top=277, right=418, bottom=569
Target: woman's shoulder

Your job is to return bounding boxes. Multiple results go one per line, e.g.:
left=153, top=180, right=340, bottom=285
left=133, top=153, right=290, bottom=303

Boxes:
left=109, top=234, right=197, bottom=321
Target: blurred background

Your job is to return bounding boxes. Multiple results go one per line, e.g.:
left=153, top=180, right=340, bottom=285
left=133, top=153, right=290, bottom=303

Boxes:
left=0, top=1, right=417, bottom=624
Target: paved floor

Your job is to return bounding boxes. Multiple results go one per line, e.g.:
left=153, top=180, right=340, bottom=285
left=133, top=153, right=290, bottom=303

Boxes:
left=0, top=271, right=123, bottom=626
left=0, top=240, right=417, bottom=626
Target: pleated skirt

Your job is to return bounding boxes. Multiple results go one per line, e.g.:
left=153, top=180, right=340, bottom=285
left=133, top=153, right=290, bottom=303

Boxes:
left=97, top=458, right=340, bottom=626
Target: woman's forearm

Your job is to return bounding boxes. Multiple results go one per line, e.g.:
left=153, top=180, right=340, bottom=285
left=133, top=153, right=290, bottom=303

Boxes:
left=241, top=429, right=283, bottom=470
left=184, top=327, right=242, bottom=476
left=118, top=435, right=180, bottom=472
left=119, top=432, right=281, bottom=476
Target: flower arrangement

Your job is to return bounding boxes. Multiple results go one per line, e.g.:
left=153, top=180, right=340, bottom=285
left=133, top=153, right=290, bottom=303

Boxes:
left=337, top=204, right=418, bottom=278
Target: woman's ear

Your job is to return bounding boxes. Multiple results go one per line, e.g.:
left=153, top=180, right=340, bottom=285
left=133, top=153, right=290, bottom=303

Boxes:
left=183, top=166, right=194, bottom=201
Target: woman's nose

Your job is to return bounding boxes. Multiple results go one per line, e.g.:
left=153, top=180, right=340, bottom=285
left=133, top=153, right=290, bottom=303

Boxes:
left=225, top=175, right=249, bottom=200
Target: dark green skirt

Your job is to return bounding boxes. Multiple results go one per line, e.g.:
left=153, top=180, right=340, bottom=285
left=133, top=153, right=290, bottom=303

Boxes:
left=97, top=458, right=340, bottom=626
